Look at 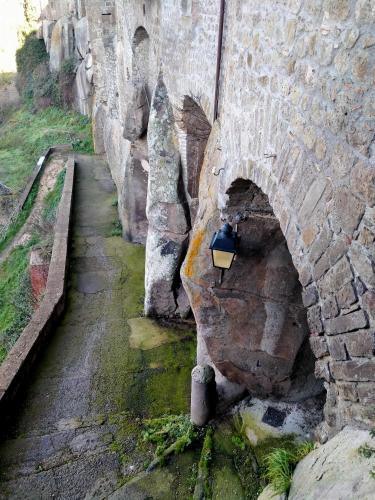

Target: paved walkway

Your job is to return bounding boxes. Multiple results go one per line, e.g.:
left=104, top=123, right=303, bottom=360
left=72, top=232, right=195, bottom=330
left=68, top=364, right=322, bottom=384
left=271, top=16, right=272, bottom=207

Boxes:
left=0, top=155, right=195, bottom=499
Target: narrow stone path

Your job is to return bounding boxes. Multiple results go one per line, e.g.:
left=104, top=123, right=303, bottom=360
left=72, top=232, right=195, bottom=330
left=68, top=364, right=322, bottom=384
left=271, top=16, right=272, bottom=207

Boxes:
left=0, top=155, right=195, bottom=499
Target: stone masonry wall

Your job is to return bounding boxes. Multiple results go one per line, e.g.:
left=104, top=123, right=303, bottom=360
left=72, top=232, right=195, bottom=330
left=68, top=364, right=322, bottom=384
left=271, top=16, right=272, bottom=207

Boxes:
left=41, top=0, right=375, bottom=438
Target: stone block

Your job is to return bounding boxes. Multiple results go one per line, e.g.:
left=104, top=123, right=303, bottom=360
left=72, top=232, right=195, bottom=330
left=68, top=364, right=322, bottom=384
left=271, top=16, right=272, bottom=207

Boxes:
left=356, top=382, right=375, bottom=403
left=308, top=224, right=332, bottom=264
left=302, top=285, right=318, bottom=307
left=337, top=282, right=357, bottom=309
left=322, top=295, right=339, bottom=319
left=299, top=177, right=327, bottom=221
left=307, top=305, right=323, bottom=334
left=351, top=160, right=375, bottom=206
left=333, top=187, right=365, bottom=236
left=349, top=243, right=375, bottom=289
left=337, top=381, right=358, bottom=402
left=343, top=330, right=374, bottom=357
left=317, top=256, right=353, bottom=297
left=314, top=358, right=331, bottom=382
left=362, top=291, right=375, bottom=321
left=309, top=336, right=329, bottom=358
left=330, top=359, right=375, bottom=381
left=327, top=336, right=347, bottom=361
left=326, top=310, right=368, bottom=335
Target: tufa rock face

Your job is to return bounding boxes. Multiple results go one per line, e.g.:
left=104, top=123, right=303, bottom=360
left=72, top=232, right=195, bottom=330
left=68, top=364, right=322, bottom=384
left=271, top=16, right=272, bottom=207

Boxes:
left=182, top=168, right=312, bottom=398
left=145, top=74, right=190, bottom=317
left=289, top=427, right=375, bottom=499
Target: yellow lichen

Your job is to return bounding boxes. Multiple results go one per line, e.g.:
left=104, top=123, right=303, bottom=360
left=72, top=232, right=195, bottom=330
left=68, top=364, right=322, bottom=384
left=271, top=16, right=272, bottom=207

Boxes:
left=183, top=228, right=205, bottom=279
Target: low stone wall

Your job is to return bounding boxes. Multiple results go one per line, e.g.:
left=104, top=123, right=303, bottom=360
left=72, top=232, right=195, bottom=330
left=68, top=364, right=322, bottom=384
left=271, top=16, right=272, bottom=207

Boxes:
left=0, top=155, right=75, bottom=420
left=0, top=144, right=72, bottom=239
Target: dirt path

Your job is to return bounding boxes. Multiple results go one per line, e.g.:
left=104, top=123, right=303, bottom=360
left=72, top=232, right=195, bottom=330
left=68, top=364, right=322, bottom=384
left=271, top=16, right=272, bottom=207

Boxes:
left=0, top=155, right=196, bottom=499
left=0, top=153, right=66, bottom=264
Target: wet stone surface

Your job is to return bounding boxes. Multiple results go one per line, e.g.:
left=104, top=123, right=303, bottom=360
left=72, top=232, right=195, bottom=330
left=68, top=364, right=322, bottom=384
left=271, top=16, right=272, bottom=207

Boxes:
left=0, top=155, right=196, bottom=499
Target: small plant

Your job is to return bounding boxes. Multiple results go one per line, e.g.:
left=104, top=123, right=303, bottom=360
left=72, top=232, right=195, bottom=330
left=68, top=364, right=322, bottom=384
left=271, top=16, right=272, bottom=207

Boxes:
left=231, top=435, right=246, bottom=451
left=263, top=441, right=315, bottom=495
left=142, top=414, right=201, bottom=470
left=111, top=220, right=122, bottom=237
left=370, top=429, right=375, bottom=439
left=194, top=426, right=214, bottom=499
left=358, top=444, right=375, bottom=459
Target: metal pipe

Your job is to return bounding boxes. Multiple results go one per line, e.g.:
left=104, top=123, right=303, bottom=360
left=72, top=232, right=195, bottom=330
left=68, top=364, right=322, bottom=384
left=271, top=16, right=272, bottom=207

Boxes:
left=213, top=0, right=225, bottom=121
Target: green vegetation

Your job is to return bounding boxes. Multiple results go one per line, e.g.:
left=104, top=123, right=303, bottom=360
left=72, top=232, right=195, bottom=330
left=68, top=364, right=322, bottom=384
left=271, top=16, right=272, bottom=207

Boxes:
left=263, top=442, right=314, bottom=495
left=194, top=426, right=214, bottom=499
left=0, top=106, right=93, bottom=191
left=0, top=164, right=67, bottom=364
left=110, top=219, right=123, bottom=237
left=43, top=169, right=66, bottom=223
left=358, top=443, right=375, bottom=459
left=0, top=72, right=15, bottom=86
left=0, top=182, right=38, bottom=253
left=0, top=242, right=34, bottom=363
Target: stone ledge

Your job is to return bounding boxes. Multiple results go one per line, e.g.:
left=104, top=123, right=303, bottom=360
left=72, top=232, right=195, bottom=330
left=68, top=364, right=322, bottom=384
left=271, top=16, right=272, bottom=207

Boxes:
left=0, top=154, right=75, bottom=420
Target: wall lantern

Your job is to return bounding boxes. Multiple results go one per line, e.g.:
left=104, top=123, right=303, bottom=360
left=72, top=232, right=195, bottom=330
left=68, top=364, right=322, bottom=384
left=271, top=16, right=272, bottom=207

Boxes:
left=209, top=223, right=239, bottom=283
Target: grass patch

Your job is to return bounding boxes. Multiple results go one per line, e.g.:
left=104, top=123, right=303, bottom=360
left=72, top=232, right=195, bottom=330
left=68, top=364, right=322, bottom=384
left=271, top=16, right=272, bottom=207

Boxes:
left=110, top=219, right=123, bottom=237
left=0, top=243, right=34, bottom=363
left=0, top=106, right=93, bottom=191
left=262, top=440, right=315, bottom=495
left=0, top=182, right=39, bottom=253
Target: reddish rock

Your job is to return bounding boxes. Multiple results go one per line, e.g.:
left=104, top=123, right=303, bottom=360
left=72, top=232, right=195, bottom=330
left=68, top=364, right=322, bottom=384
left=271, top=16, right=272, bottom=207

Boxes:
left=29, top=249, right=50, bottom=305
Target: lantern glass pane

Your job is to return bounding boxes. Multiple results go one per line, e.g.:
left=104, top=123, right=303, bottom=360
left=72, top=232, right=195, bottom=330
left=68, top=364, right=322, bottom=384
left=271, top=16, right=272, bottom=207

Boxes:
left=212, top=250, right=234, bottom=269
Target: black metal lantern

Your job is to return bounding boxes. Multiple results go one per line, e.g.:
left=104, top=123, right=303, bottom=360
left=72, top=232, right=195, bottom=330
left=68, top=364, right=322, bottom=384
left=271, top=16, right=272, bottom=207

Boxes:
left=209, top=223, right=239, bottom=271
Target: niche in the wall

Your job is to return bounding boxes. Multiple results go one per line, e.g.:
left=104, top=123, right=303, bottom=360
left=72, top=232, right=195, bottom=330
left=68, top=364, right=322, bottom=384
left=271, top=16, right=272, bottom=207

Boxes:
left=178, top=96, right=211, bottom=224
left=132, top=26, right=150, bottom=101
left=210, top=178, right=325, bottom=402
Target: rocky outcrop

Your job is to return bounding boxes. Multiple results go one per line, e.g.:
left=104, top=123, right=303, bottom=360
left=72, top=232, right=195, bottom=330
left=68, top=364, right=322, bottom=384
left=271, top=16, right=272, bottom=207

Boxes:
left=145, top=75, right=190, bottom=316
left=48, top=17, right=74, bottom=72
left=289, top=427, right=375, bottom=499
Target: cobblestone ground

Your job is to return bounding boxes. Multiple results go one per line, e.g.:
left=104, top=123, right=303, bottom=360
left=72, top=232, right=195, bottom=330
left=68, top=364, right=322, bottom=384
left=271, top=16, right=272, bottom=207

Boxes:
left=0, top=155, right=196, bottom=499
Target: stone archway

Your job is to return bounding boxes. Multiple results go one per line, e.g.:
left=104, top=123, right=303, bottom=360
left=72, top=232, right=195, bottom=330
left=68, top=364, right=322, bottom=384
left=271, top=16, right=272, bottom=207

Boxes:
left=183, top=176, right=324, bottom=401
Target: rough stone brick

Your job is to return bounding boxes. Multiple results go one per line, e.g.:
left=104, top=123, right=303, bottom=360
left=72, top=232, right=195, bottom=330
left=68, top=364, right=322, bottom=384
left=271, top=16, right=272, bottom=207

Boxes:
left=333, top=187, right=365, bottom=235
left=327, top=336, right=347, bottom=361
left=322, top=295, right=339, bottom=319
left=343, top=330, right=374, bottom=357
left=355, top=276, right=367, bottom=296
left=356, top=382, right=375, bottom=403
left=326, top=309, right=368, bottom=335
left=315, top=358, right=332, bottom=382
left=337, top=282, right=357, bottom=309
left=351, top=160, right=375, bottom=206
left=349, top=243, right=375, bottom=289
left=317, top=256, right=353, bottom=297
left=302, top=285, right=318, bottom=307
left=309, top=224, right=332, bottom=264
left=331, top=359, right=375, bottom=381
left=337, top=381, right=358, bottom=402
left=299, top=177, right=327, bottom=221
left=358, top=226, right=375, bottom=246
left=309, top=336, right=329, bottom=358
left=362, top=291, right=375, bottom=321
left=307, top=304, right=324, bottom=334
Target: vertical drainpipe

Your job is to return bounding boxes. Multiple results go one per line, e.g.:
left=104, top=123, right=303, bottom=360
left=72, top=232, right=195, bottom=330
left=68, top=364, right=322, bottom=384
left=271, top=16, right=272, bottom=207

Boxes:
left=213, top=0, right=226, bottom=122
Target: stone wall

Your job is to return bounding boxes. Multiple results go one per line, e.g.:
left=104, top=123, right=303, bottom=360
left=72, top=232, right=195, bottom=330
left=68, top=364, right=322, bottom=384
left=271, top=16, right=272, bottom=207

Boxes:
left=41, top=0, right=375, bottom=438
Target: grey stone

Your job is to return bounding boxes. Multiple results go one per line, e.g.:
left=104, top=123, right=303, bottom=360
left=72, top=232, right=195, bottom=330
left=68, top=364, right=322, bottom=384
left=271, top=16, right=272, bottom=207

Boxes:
left=122, top=81, right=149, bottom=142
left=349, top=243, right=375, bottom=289
left=309, top=336, right=329, bottom=358
left=307, top=305, right=323, bottom=334
left=327, top=336, right=347, bottom=361
left=289, top=427, right=375, bottom=500
left=314, top=359, right=331, bottom=382
left=337, top=281, right=357, bottom=309
left=331, top=359, right=375, bottom=381
left=322, top=295, right=339, bottom=319
left=337, top=381, right=358, bottom=402
left=333, top=187, right=365, bottom=235
left=343, top=330, right=374, bottom=357
left=326, top=309, right=368, bottom=335
left=302, top=285, right=318, bottom=307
